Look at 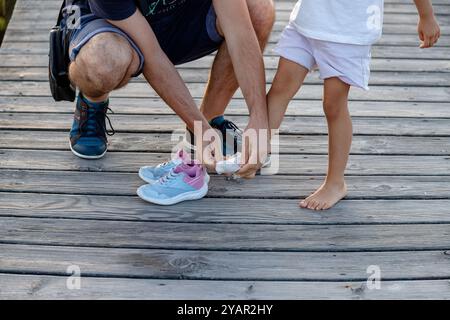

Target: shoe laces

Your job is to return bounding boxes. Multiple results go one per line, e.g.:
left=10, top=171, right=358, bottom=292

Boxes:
left=222, top=119, right=243, bottom=138
left=158, top=170, right=179, bottom=185
left=157, top=160, right=173, bottom=169
left=79, top=106, right=116, bottom=138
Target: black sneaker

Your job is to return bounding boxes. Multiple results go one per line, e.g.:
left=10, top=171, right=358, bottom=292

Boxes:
left=69, top=93, right=115, bottom=159
left=185, top=116, right=242, bottom=157
left=210, top=116, right=242, bottom=156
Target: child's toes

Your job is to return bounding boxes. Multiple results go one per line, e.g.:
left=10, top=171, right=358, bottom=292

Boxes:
left=308, top=200, right=318, bottom=210
left=316, top=202, right=327, bottom=210
left=313, top=202, right=321, bottom=210
left=300, top=196, right=313, bottom=208
left=305, top=200, right=314, bottom=209
left=315, top=202, right=325, bottom=210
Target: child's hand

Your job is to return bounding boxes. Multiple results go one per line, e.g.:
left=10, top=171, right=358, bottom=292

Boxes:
left=417, top=15, right=441, bottom=48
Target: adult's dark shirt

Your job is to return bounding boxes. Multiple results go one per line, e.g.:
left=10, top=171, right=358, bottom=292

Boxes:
left=85, top=0, right=220, bottom=65
left=88, top=0, right=189, bottom=22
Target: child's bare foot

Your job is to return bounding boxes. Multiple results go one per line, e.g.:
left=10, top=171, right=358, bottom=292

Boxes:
left=300, top=181, right=347, bottom=210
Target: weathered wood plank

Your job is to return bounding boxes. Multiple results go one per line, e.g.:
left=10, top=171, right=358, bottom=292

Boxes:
left=2, top=96, right=450, bottom=118
left=3, top=42, right=449, bottom=60
left=2, top=54, right=450, bottom=73
left=2, top=170, right=450, bottom=199
left=1, top=244, right=449, bottom=281
left=2, top=192, right=450, bottom=225
left=1, top=274, right=449, bottom=299
left=2, top=150, right=450, bottom=176
left=5, top=26, right=450, bottom=45
left=2, top=67, right=449, bottom=87
left=6, top=9, right=450, bottom=27
left=1, top=131, right=448, bottom=155
left=1, top=81, right=449, bottom=102
left=2, top=113, right=450, bottom=136
left=0, top=216, right=450, bottom=251
left=8, top=19, right=450, bottom=37
left=9, top=19, right=450, bottom=35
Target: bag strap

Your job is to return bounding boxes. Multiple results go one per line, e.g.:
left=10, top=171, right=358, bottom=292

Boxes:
left=53, top=1, right=74, bottom=71
left=56, top=0, right=67, bottom=25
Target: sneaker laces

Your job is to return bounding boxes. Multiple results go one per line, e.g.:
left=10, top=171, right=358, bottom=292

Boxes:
left=79, top=106, right=116, bottom=138
left=104, top=108, right=116, bottom=137
left=156, top=151, right=186, bottom=168
left=222, top=119, right=243, bottom=138
left=157, top=160, right=173, bottom=168
left=158, top=170, right=179, bottom=185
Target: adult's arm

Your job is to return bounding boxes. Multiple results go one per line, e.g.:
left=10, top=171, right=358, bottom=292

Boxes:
left=213, top=0, right=270, bottom=178
left=107, top=10, right=210, bottom=134
left=107, top=9, right=219, bottom=166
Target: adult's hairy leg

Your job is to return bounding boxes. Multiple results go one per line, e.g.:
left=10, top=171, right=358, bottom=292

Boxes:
left=200, top=0, right=275, bottom=121
left=69, top=32, right=140, bottom=102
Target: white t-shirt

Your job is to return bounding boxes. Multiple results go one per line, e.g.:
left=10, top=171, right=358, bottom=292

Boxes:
left=290, top=0, right=384, bottom=45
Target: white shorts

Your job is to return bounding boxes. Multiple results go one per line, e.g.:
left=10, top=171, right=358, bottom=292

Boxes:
left=274, top=24, right=372, bottom=90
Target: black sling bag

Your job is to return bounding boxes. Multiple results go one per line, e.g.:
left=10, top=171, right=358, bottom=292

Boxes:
left=49, top=1, right=76, bottom=102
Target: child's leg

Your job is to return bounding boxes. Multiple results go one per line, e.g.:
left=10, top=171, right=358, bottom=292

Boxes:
left=267, top=57, right=309, bottom=134
left=300, top=77, right=351, bottom=210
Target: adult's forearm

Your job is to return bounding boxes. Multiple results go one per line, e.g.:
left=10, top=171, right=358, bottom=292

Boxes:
left=213, top=0, right=269, bottom=126
left=108, top=10, right=210, bottom=133
left=142, top=51, right=210, bottom=133
left=228, top=36, right=268, bottom=124
left=413, top=0, right=435, bottom=18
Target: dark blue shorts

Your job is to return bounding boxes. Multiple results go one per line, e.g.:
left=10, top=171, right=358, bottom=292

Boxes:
left=64, top=0, right=223, bottom=76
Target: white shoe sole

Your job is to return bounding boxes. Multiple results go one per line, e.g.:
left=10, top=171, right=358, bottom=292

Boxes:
left=70, top=143, right=107, bottom=160
left=137, top=183, right=209, bottom=206
left=139, top=168, right=210, bottom=185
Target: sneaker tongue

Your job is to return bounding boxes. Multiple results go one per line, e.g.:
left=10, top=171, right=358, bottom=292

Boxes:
left=209, top=115, right=226, bottom=127
left=80, top=94, right=108, bottom=110
left=83, top=107, right=107, bottom=138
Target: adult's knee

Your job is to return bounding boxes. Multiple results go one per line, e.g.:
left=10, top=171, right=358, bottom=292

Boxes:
left=69, top=33, right=135, bottom=98
left=247, top=0, right=275, bottom=41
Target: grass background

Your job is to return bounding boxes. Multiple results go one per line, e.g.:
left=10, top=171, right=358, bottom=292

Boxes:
left=0, top=0, right=17, bottom=46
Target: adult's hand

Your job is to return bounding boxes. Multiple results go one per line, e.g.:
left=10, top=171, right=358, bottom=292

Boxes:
left=213, top=0, right=272, bottom=179
left=236, top=116, right=270, bottom=179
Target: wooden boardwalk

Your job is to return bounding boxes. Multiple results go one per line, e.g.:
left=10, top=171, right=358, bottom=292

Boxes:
left=0, top=0, right=449, bottom=299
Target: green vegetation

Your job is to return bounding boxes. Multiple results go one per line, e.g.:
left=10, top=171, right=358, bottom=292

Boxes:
left=0, top=0, right=17, bottom=46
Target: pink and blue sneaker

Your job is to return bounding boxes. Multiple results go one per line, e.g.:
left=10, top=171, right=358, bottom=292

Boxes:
left=138, top=150, right=191, bottom=184
left=137, top=163, right=209, bottom=206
